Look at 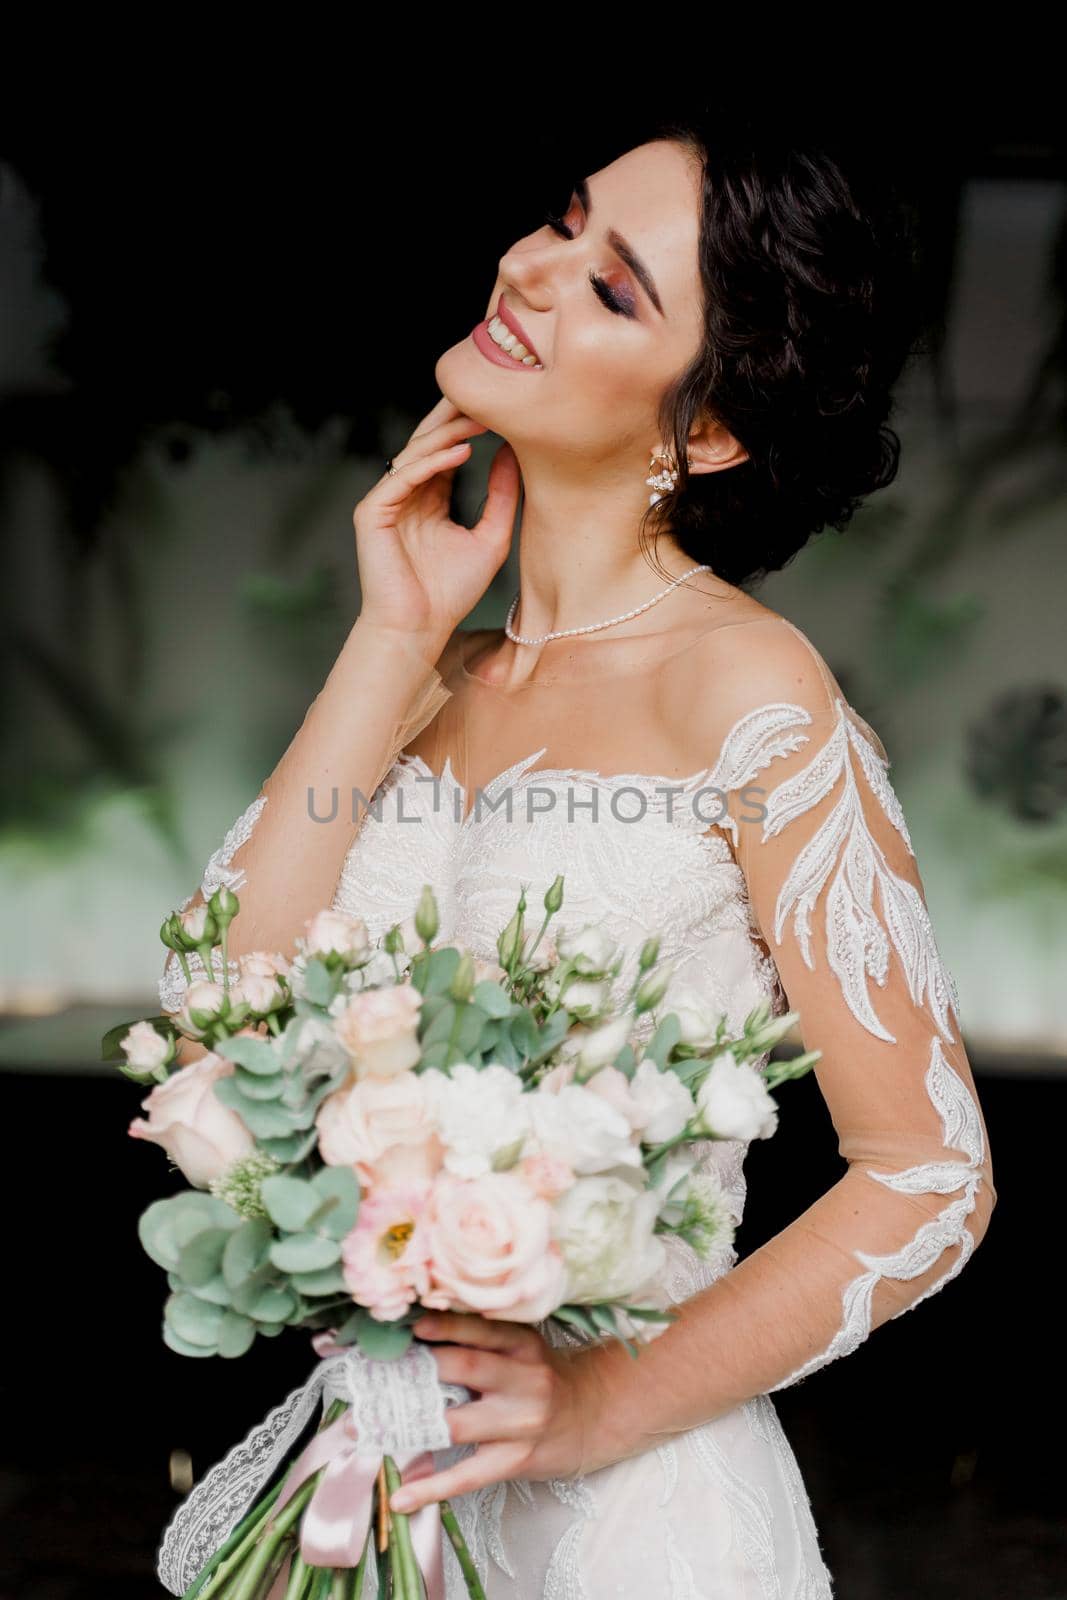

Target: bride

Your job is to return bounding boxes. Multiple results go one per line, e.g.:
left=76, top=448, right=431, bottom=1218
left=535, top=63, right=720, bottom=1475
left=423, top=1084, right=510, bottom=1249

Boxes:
left=164, top=126, right=997, bottom=1596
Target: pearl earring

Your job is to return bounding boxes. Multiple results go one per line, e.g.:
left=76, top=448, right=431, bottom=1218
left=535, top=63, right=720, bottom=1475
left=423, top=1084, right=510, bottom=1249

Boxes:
left=645, top=451, right=685, bottom=506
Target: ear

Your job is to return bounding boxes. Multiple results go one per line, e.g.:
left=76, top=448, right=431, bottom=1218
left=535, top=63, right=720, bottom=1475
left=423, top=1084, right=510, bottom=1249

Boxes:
left=683, top=415, right=749, bottom=477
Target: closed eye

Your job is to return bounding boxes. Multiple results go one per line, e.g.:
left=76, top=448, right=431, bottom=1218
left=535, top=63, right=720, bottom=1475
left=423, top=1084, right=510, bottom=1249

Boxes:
left=542, top=209, right=638, bottom=320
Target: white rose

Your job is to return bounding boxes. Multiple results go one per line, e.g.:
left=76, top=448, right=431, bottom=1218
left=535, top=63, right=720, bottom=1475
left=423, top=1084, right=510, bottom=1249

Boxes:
left=555, top=924, right=617, bottom=973
left=427, top=1064, right=531, bottom=1178
left=305, top=909, right=371, bottom=964
left=528, top=1084, right=641, bottom=1174
left=561, top=977, right=611, bottom=1017
left=629, top=1058, right=694, bottom=1144
left=290, top=1016, right=350, bottom=1078
left=693, top=1052, right=778, bottom=1141
left=667, top=986, right=722, bottom=1049
left=350, top=950, right=402, bottom=990
left=334, top=985, right=422, bottom=1079
left=577, top=1016, right=631, bottom=1071
left=120, top=1020, right=170, bottom=1073
left=552, top=1169, right=666, bottom=1303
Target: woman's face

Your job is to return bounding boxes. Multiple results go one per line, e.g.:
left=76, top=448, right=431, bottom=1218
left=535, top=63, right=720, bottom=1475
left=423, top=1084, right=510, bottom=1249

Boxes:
left=435, top=139, right=706, bottom=468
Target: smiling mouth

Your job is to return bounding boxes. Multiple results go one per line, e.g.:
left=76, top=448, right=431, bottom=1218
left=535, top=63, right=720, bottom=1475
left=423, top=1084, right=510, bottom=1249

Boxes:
left=471, top=317, right=544, bottom=372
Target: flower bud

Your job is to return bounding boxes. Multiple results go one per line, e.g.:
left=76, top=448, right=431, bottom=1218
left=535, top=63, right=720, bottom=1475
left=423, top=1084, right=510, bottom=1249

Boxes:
left=414, top=885, right=439, bottom=945
left=746, top=1009, right=801, bottom=1054
left=159, top=914, right=185, bottom=954
left=634, top=961, right=674, bottom=1013
left=497, top=906, right=525, bottom=970
left=544, top=874, right=564, bottom=915
left=178, top=904, right=219, bottom=950
left=208, top=885, right=239, bottom=928
left=450, top=951, right=475, bottom=1003
left=383, top=923, right=404, bottom=955
left=638, top=936, right=660, bottom=971
left=119, top=1020, right=176, bottom=1082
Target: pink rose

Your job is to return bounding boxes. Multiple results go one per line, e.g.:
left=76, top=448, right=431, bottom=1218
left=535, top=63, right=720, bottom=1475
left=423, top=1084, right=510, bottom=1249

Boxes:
left=334, top=985, right=423, bottom=1079
left=340, top=1184, right=433, bottom=1321
left=316, top=1071, right=442, bottom=1189
left=421, top=1171, right=567, bottom=1322
left=230, top=974, right=285, bottom=1016
left=128, top=1053, right=255, bottom=1187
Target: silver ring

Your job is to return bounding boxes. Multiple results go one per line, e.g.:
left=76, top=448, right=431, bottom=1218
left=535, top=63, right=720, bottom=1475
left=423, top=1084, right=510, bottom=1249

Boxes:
left=386, top=458, right=400, bottom=476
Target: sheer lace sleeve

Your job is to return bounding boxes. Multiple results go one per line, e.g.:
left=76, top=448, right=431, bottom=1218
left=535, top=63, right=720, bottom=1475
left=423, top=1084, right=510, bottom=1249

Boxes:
left=158, top=630, right=455, bottom=1013
left=670, top=618, right=997, bottom=1399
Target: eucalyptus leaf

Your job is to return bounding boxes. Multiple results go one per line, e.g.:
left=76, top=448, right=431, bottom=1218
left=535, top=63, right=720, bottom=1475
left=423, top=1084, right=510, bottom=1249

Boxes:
left=301, top=959, right=336, bottom=1006
left=217, top=1310, right=256, bottom=1359
left=234, top=1067, right=286, bottom=1101
left=177, top=1228, right=231, bottom=1288
left=417, top=947, right=461, bottom=996
left=217, top=1036, right=282, bottom=1076
left=212, top=1081, right=294, bottom=1139
left=259, top=1127, right=319, bottom=1164
left=222, top=1218, right=273, bottom=1288
left=231, top=1265, right=280, bottom=1317
left=186, top=1273, right=232, bottom=1307
left=645, top=1013, right=682, bottom=1067
left=250, top=1285, right=297, bottom=1323
left=166, top=1292, right=225, bottom=1347
left=269, top=1234, right=342, bottom=1273
left=472, top=980, right=512, bottom=1018
left=290, top=1265, right=348, bottom=1296
left=355, top=1316, right=413, bottom=1360
left=260, top=1176, right=320, bottom=1232
left=163, top=1323, right=218, bottom=1358
left=308, top=1166, right=360, bottom=1239
left=509, top=1009, right=541, bottom=1058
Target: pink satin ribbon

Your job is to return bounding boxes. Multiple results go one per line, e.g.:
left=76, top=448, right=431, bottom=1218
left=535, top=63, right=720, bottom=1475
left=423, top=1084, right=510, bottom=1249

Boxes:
left=271, top=1333, right=449, bottom=1598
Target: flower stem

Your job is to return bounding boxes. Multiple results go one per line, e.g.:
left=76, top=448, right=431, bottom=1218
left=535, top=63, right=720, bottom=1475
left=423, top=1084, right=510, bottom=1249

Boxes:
left=198, top=1402, right=349, bottom=1600
left=382, top=1458, right=418, bottom=1598
left=186, top=1478, right=287, bottom=1598
left=439, top=1500, right=487, bottom=1599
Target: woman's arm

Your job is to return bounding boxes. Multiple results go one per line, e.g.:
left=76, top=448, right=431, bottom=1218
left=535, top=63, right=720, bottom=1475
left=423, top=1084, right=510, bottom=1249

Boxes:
left=160, top=397, right=520, bottom=1006
left=386, top=619, right=998, bottom=1509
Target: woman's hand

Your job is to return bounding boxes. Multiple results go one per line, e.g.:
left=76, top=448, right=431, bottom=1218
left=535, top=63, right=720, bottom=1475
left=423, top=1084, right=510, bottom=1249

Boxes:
left=387, top=1311, right=621, bottom=1514
left=354, top=395, right=520, bottom=654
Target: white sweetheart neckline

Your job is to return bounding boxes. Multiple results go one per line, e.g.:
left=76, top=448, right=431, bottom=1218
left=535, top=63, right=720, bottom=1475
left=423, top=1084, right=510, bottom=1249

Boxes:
left=390, top=746, right=729, bottom=829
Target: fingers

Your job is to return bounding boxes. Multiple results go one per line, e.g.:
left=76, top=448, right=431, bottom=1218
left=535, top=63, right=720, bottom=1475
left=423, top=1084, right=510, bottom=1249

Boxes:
left=415, top=1311, right=541, bottom=1358
left=371, top=441, right=473, bottom=506
left=427, top=1344, right=516, bottom=1394
left=472, top=440, right=521, bottom=546
left=390, top=1440, right=523, bottom=1514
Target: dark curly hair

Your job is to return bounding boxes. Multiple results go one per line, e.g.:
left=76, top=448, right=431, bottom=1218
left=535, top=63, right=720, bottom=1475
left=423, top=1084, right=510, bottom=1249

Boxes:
left=637, top=116, right=928, bottom=589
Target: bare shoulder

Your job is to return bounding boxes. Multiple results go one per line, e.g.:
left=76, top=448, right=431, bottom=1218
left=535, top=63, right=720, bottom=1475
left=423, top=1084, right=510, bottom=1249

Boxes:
left=661, top=606, right=847, bottom=766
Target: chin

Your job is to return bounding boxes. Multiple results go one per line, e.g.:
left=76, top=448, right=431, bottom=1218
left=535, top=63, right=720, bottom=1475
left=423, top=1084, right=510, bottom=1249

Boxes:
left=434, top=339, right=512, bottom=435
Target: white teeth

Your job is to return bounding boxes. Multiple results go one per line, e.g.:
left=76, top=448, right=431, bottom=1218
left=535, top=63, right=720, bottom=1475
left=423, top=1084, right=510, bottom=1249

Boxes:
left=488, top=314, right=539, bottom=365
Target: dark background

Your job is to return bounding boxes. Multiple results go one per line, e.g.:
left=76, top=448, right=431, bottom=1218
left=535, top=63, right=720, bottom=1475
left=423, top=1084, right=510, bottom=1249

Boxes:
left=2, top=60, right=1064, bottom=1599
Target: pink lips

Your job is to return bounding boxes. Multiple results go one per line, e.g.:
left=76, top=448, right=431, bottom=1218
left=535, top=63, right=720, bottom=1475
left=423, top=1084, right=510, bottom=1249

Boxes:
left=471, top=313, right=544, bottom=372
left=495, top=296, right=541, bottom=362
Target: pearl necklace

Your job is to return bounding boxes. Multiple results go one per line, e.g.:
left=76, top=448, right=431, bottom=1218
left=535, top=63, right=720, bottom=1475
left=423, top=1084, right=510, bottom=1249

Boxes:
left=504, top=564, right=712, bottom=646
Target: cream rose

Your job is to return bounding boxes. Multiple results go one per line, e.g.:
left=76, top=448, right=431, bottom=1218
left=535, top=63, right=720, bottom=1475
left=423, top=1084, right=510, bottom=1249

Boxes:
left=175, top=979, right=227, bottom=1039
left=421, top=1171, right=567, bottom=1321
left=305, top=909, right=371, bottom=964
left=692, top=1052, right=778, bottom=1141
left=127, top=1053, right=255, bottom=1187
left=316, top=1070, right=442, bottom=1187
left=334, top=985, right=422, bottom=1079
left=555, top=924, right=617, bottom=973
left=120, top=1020, right=171, bottom=1075
left=552, top=1168, right=666, bottom=1303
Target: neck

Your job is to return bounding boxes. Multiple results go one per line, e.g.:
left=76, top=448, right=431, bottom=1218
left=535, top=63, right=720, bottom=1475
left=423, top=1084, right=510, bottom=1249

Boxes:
left=508, top=467, right=711, bottom=644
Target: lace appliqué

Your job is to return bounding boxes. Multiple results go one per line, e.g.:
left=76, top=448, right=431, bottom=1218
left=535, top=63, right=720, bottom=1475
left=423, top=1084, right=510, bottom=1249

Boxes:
left=750, top=698, right=960, bottom=1044
left=770, top=1035, right=987, bottom=1390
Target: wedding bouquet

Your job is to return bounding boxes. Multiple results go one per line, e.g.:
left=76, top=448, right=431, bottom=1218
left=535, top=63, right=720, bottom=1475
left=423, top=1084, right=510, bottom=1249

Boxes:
left=108, top=875, right=818, bottom=1599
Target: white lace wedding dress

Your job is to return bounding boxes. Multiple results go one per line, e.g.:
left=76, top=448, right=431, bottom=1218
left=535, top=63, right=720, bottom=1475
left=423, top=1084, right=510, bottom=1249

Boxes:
left=162, top=614, right=996, bottom=1600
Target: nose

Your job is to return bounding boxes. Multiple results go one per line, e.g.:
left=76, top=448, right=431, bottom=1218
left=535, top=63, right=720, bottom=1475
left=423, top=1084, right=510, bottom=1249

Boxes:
left=494, top=236, right=555, bottom=314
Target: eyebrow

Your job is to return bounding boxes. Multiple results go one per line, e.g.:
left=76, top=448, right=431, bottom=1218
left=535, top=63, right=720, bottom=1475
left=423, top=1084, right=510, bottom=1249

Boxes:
left=574, top=175, right=665, bottom=317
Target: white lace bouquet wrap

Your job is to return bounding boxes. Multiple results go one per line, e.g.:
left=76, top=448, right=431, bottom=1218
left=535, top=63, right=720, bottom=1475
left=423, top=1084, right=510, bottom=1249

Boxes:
left=109, top=875, right=817, bottom=1598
